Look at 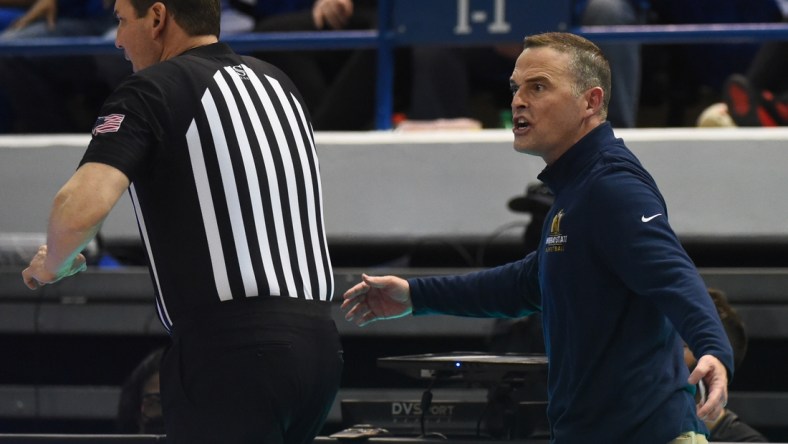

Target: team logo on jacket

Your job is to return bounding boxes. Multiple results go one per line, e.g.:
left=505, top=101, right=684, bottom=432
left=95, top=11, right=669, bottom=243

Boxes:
left=92, top=113, right=125, bottom=136
left=545, top=209, right=567, bottom=253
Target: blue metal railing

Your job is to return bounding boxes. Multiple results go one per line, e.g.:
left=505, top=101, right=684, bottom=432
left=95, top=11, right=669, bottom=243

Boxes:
left=0, top=30, right=382, bottom=56
left=574, top=22, right=788, bottom=44
left=0, top=0, right=786, bottom=130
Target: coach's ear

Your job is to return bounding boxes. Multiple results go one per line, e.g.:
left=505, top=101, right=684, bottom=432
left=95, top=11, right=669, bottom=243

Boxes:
left=584, top=86, right=604, bottom=118
left=150, top=2, right=166, bottom=37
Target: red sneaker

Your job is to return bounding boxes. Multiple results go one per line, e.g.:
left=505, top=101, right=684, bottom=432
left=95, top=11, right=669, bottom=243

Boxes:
left=724, top=74, right=761, bottom=126
left=759, top=90, right=788, bottom=126
left=724, top=74, right=786, bottom=127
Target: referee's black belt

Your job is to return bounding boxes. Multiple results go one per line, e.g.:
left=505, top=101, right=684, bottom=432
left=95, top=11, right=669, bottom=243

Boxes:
left=170, top=296, right=334, bottom=338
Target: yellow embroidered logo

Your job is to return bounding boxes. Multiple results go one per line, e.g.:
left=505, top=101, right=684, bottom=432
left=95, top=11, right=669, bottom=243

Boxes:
left=545, top=209, right=568, bottom=253
left=550, top=209, right=564, bottom=235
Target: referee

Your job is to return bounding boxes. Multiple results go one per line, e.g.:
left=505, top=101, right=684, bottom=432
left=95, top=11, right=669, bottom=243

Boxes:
left=22, top=0, right=342, bottom=443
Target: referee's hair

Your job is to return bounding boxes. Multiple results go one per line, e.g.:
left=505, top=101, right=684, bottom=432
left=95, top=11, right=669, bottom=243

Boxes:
left=129, top=0, right=221, bottom=37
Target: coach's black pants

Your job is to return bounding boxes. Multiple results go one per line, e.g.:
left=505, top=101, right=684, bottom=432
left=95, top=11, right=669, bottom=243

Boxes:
left=160, top=298, right=343, bottom=444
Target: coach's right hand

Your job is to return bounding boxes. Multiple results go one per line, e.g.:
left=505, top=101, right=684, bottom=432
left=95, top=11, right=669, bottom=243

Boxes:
left=341, top=274, right=412, bottom=326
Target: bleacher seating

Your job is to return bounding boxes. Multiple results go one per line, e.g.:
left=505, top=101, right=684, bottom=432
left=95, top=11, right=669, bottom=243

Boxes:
left=0, top=0, right=786, bottom=128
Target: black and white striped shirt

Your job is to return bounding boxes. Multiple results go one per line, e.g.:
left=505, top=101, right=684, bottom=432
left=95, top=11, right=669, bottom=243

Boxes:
left=81, top=43, right=333, bottom=333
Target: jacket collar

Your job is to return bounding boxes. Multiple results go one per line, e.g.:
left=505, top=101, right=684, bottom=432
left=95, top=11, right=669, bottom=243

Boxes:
left=537, top=122, right=618, bottom=195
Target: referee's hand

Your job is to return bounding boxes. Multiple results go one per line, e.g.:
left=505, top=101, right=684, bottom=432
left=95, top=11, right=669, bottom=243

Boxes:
left=22, top=245, right=87, bottom=290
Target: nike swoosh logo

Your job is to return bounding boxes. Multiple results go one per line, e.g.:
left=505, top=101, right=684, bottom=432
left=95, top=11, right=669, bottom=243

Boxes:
left=641, top=213, right=663, bottom=222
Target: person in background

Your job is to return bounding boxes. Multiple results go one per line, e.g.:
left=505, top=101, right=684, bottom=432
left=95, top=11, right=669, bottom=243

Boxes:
left=0, top=0, right=116, bottom=133
left=696, top=2, right=788, bottom=128
left=577, top=0, right=647, bottom=128
left=720, top=22, right=788, bottom=128
left=218, top=0, right=254, bottom=36
left=117, top=347, right=165, bottom=435
left=233, top=0, right=383, bottom=130
left=342, top=32, right=733, bottom=443
left=684, top=289, right=769, bottom=442
left=647, top=0, right=783, bottom=126
left=21, top=0, right=342, bottom=442
left=406, top=0, right=646, bottom=129
left=0, top=0, right=112, bottom=38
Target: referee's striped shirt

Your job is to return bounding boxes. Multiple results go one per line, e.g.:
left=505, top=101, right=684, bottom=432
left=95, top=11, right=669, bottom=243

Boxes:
left=81, top=43, right=333, bottom=333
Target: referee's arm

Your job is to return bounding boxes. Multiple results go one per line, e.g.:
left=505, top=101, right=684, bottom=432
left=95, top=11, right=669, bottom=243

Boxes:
left=22, top=162, right=129, bottom=289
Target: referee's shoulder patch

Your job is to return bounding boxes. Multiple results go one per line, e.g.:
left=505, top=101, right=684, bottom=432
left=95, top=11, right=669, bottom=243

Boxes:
left=92, top=113, right=125, bottom=136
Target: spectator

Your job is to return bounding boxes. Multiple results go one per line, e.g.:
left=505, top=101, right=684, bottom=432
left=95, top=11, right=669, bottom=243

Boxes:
left=696, top=3, right=788, bottom=128
left=407, top=0, right=647, bottom=129
left=235, top=0, right=383, bottom=130
left=579, top=0, right=647, bottom=128
left=696, top=71, right=788, bottom=128
left=647, top=0, right=783, bottom=126
left=721, top=38, right=788, bottom=127
left=219, top=0, right=254, bottom=36
left=0, top=0, right=112, bottom=39
left=117, top=347, right=165, bottom=435
left=0, top=0, right=117, bottom=133
left=684, top=289, right=769, bottom=442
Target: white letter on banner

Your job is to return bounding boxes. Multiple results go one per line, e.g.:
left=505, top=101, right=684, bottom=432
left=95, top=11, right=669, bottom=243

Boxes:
left=488, top=0, right=511, bottom=33
left=454, top=0, right=471, bottom=34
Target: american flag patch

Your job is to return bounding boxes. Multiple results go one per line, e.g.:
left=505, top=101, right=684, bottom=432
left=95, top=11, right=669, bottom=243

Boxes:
left=92, top=114, right=125, bottom=136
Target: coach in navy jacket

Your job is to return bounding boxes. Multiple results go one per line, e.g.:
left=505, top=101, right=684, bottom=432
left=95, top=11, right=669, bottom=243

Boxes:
left=343, top=32, right=733, bottom=444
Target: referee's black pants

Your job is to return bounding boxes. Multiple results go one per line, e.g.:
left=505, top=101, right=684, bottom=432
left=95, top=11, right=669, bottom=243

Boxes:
left=160, top=297, right=343, bottom=444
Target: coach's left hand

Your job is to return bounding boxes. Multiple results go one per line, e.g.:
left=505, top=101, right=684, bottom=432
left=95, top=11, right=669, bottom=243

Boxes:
left=689, top=354, right=729, bottom=421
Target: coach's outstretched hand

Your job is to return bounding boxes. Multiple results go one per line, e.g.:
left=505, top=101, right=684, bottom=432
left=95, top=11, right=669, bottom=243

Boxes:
left=341, top=274, right=413, bottom=326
